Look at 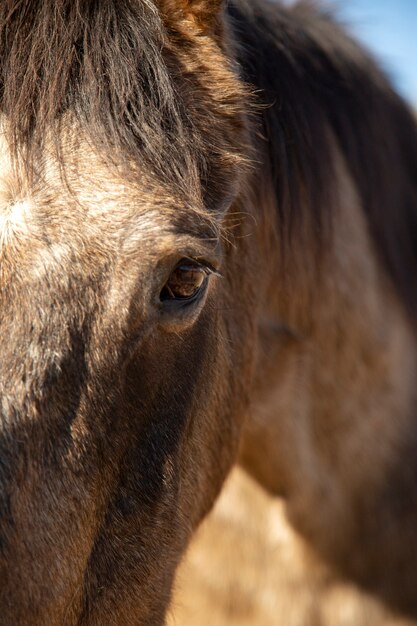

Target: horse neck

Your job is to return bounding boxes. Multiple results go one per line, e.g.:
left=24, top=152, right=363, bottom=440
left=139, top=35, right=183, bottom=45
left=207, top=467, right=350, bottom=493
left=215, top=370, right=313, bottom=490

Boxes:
left=241, top=143, right=417, bottom=546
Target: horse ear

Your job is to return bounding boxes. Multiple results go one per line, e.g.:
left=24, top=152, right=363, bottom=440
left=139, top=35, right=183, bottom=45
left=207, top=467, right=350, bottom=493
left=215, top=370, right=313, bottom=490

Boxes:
left=186, top=0, right=224, bottom=22
left=161, top=0, right=224, bottom=31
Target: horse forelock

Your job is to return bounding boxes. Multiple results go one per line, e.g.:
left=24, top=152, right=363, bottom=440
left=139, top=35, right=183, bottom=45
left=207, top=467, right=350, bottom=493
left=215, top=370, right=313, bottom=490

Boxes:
left=0, top=0, right=249, bottom=213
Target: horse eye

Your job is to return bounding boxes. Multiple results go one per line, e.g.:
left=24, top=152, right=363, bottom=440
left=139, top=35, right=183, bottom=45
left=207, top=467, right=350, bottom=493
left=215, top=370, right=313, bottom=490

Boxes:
left=160, top=260, right=208, bottom=302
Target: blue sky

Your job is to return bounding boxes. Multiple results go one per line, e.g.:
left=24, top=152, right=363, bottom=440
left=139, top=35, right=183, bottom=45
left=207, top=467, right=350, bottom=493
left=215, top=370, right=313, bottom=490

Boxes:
left=337, top=0, right=417, bottom=105
left=284, top=1, right=417, bottom=105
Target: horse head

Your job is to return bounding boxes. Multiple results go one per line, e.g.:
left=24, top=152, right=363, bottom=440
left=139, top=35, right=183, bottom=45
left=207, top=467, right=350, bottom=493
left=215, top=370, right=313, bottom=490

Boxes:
left=0, top=1, right=257, bottom=623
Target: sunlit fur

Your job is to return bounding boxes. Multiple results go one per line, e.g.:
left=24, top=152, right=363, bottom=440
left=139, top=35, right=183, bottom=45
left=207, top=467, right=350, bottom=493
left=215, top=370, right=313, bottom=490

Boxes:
left=0, top=1, right=416, bottom=625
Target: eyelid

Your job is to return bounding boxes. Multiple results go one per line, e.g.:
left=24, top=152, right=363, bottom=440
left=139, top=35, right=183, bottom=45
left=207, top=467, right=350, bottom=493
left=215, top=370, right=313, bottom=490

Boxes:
left=189, top=258, right=223, bottom=278
left=204, top=264, right=223, bottom=279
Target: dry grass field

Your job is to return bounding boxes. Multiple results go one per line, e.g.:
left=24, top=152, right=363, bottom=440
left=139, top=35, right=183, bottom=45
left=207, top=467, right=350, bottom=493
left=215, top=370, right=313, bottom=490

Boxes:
left=168, top=467, right=414, bottom=626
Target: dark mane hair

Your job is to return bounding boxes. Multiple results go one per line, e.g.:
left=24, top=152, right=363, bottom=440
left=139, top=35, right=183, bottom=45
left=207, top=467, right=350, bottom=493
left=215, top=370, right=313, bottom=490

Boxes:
left=0, top=0, right=245, bottom=205
left=0, top=0, right=181, bottom=177
left=229, top=0, right=417, bottom=320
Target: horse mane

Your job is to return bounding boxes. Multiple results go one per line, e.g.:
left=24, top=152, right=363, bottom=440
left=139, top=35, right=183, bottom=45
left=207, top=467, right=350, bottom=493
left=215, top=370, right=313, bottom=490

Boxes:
left=229, top=0, right=417, bottom=321
left=0, top=0, right=236, bottom=201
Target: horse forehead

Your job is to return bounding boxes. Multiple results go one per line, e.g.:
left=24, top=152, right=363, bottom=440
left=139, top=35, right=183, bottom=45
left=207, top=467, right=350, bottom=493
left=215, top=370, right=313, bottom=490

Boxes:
left=0, top=139, right=186, bottom=250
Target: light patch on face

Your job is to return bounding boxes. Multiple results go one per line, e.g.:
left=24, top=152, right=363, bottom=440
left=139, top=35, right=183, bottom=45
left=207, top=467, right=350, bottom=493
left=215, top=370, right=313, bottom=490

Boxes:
left=0, top=124, right=33, bottom=251
left=0, top=199, right=33, bottom=250
left=31, top=243, right=72, bottom=281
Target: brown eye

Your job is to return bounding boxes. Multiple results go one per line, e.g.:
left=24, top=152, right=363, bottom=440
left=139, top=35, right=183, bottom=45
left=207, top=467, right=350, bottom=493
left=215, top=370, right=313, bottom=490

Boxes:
left=160, top=260, right=208, bottom=302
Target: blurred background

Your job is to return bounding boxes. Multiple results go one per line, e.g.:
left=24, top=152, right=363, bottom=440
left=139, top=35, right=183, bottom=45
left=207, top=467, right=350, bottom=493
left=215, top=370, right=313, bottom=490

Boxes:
left=285, top=0, right=417, bottom=106
left=337, top=0, right=416, bottom=105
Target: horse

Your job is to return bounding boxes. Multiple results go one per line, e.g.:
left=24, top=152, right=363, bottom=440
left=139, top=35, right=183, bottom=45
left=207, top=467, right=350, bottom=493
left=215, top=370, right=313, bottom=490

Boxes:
left=0, top=0, right=416, bottom=624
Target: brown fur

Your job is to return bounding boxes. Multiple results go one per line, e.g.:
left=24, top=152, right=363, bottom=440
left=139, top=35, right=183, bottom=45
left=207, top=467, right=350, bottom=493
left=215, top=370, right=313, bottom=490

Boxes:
left=0, top=0, right=416, bottom=624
